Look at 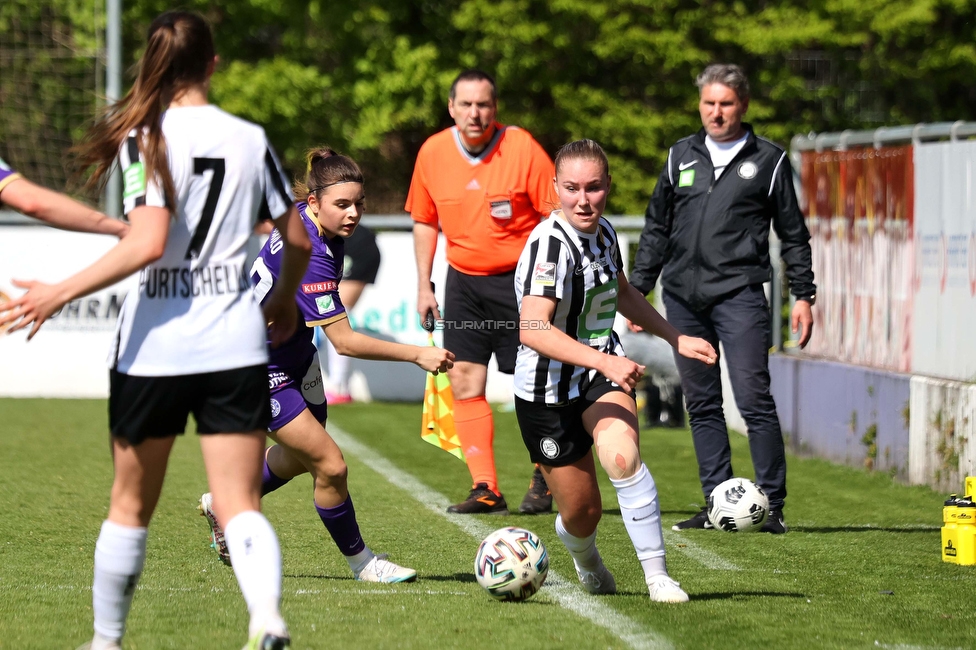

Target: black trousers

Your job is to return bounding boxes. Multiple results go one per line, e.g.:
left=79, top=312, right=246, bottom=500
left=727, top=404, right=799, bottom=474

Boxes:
left=663, top=284, right=787, bottom=511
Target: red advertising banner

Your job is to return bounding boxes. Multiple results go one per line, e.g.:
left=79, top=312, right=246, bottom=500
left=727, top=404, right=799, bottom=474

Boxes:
left=799, top=147, right=914, bottom=371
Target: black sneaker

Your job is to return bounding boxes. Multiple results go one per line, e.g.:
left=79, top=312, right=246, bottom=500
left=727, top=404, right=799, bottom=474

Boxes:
left=761, top=509, right=788, bottom=534
left=447, top=483, right=509, bottom=514
left=518, top=466, right=553, bottom=514
left=250, top=633, right=291, bottom=650
left=671, top=507, right=713, bottom=531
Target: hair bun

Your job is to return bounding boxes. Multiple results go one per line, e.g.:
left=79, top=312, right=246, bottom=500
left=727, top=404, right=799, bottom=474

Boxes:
left=308, top=148, right=338, bottom=168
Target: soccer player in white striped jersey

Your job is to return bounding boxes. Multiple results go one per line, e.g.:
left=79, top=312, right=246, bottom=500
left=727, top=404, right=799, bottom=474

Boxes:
left=513, top=139, right=716, bottom=603
left=0, top=11, right=311, bottom=650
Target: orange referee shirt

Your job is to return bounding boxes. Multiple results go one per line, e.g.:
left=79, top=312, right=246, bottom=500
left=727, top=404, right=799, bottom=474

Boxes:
left=406, top=123, right=555, bottom=276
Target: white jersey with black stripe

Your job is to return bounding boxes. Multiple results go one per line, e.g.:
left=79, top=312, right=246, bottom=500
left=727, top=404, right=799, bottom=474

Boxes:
left=513, top=211, right=625, bottom=404
left=110, top=105, right=294, bottom=376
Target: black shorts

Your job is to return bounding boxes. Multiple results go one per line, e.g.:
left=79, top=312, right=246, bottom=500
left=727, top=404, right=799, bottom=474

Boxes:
left=109, top=365, right=272, bottom=444
left=515, top=372, right=632, bottom=466
left=343, top=225, right=381, bottom=284
left=443, top=266, right=520, bottom=374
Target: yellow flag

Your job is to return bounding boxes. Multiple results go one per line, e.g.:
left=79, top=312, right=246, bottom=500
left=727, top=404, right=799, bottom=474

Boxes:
left=421, top=336, right=465, bottom=462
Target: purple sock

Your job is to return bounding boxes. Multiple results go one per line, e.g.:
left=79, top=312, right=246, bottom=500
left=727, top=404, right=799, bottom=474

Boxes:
left=261, top=456, right=291, bottom=496
left=315, top=495, right=366, bottom=556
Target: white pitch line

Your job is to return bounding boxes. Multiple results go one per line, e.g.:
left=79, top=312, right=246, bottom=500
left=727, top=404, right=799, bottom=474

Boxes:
left=663, top=531, right=741, bottom=571
left=329, top=424, right=675, bottom=650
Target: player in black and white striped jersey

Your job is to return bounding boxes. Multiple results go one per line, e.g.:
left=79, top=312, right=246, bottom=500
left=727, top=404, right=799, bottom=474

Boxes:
left=513, top=139, right=716, bottom=604
left=513, top=204, right=627, bottom=404
left=0, top=11, right=310, bottom=650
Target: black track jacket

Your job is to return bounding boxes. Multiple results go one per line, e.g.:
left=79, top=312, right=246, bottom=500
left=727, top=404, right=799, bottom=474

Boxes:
left=630, top=125, right=815, bottom=311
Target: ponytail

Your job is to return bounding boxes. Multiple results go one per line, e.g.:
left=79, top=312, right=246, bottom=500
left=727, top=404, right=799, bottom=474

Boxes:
left=293, top=146, right=364, bottom=201
left=75, top=11, right=214, bottom=212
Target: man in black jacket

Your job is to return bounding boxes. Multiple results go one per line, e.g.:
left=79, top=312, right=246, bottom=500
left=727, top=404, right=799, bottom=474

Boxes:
left=630, top=64, right=815, bottom=534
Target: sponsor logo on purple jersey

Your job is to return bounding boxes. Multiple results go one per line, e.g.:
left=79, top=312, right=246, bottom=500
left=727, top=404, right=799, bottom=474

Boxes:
left=252, top=202, right=346, bottom=370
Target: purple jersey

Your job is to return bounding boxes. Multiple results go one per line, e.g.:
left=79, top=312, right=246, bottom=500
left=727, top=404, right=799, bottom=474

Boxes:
left=250, top=201, right=346, bottom=369
left=0, top=154, right=23, bottom=195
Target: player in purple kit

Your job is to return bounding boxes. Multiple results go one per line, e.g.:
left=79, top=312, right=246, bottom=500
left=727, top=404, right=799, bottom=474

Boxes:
left=200, top=147, right=454, bottom=582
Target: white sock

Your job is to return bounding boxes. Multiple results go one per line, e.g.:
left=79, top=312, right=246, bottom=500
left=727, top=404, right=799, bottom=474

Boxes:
left=610, top=463, right=668, bottom=581
left=92, top=519, right=147, bottom=642
left=327, top=340, right=350, bottom=394
left=224, top=510, right=285, bottom=637
left=554, top=513, right=602, bottom=572
left=89, top=631, right=122, bottom=650
left=346, top=546, right=375, bottom=575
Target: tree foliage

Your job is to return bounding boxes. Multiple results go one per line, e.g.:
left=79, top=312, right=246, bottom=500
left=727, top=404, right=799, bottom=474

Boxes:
left=0, top=0, right=103, bottom=195
left=6, top=0, right=976, bottom=212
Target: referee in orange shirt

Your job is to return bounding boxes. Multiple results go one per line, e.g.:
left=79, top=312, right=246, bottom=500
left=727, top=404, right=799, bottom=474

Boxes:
left=407, top=69, right=555, bottom=514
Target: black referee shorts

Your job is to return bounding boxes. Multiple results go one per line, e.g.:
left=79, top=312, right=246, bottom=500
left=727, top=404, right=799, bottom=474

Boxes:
left=442, top=266, right=520, bottom=374
left=343, top=225, right=381, bottom=284
left=109, top=365, right=271, bottom=444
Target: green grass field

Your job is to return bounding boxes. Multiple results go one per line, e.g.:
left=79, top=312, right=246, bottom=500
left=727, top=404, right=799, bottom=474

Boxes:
left=1, top=397, right=974, bottom=650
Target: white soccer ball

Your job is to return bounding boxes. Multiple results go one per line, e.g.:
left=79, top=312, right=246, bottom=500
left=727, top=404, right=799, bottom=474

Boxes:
left=707, top=478, right=769, bottom=532
left=474, top=526, right=549, bottom=601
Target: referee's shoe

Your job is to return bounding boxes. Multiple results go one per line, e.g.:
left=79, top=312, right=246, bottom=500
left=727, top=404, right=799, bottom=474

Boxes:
left=671, top=507, right=713, bottom=531
left=518, top=466, right=553, bottom=514
left=447, top=484, right=509, bottom=514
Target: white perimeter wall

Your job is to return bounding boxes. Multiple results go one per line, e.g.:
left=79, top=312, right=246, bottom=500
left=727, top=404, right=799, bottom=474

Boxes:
left=912, top=141, right=976, bottom=382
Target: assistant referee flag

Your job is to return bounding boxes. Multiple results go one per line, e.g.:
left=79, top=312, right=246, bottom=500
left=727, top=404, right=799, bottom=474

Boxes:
left=420, top=310, right=464, bottom=461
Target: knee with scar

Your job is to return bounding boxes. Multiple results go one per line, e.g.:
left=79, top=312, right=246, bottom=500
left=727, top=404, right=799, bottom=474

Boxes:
left=596, top=421, right=640, bottom=480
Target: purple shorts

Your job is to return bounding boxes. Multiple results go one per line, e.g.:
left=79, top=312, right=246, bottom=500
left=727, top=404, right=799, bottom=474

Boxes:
left=268, top=351, right=329, bottom=430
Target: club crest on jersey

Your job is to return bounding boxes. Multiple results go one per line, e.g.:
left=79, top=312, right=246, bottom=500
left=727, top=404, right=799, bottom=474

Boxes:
left=315, top=294, right=335, bottom=314
left=540, top=437, right=560, bottom=459
left=302, top=281, right=338, bottom=294
left=737, top=161, right=758, bottom=180
left=533, top=262, right=556, bottom=287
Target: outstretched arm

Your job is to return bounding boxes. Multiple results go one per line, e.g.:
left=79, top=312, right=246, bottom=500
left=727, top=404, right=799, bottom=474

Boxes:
left=1, top=177, right=128, bottom=238
left=0, top=204, right=169, bottom=339
left=617, top=272, right=716, bottom=365
left=322, top=316, right=453, bottom=374
left=519, top=294, right=647, bottom=392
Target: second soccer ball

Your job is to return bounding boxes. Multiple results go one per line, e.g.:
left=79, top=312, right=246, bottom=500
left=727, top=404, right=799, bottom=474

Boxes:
left=707, top=477, right=769, bottom=532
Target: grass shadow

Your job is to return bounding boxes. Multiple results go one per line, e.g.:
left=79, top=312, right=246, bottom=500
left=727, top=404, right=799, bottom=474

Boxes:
left=792, top=525, right=940, bottom=534
left=286, top=571, right=479, bottom=584
left=421, top=572, right=478, bottom=583
left=692, top=591, right=807, bottom=602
